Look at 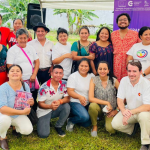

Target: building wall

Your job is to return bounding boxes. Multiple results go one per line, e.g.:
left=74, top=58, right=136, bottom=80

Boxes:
left=45, top=9, right=114, bottom=34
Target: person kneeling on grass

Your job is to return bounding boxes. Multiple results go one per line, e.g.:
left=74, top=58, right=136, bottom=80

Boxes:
left=111, top=60, right=150, bottom=150
left=37, top=65, right=70, bottom=138
left=66, top=58, right=95, bottom=132
left=0, top=65, right=33, bottom=150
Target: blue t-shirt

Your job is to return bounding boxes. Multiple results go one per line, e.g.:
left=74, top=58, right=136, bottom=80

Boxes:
left=0, top=82, right=30, bottom=118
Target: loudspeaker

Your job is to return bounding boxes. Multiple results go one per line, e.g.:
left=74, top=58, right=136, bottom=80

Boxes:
left=27, top=3, right=46, bottom=29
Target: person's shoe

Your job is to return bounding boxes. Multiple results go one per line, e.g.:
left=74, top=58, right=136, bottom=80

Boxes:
left=12, top=130, right=21, bottom=138
left=0, top=139, right=9, bottom=150
left=129, top=123, right=139, bottom=137
left=55, top=127, right=66, bottom=137
left=140, top=145, right=148, bottom=150
left=91, top=129, right=97, bottom=137
left=66, top=118, right=74, bottom=132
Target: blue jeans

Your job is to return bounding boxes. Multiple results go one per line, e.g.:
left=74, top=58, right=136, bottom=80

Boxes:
left=37, top=103, right=70, bottom=138
left=69, top=102, right=91, bottom=127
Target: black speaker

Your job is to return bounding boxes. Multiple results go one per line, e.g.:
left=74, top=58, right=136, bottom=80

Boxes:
left=27, top=3, right=46, bottom=29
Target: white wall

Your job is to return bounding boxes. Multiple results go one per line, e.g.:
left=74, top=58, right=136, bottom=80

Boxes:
left=45, top=8, right=114, bottom=34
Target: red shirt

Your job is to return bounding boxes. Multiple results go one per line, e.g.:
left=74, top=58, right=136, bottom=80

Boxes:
left=8, top=32, right=32, bottom=48
left=0, top=27, right=10, bottom=46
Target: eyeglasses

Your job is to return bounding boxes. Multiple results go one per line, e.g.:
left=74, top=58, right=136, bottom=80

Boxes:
left=128, top=60, right=139, bottom=63
left=118, top=19, right=128, bottom=22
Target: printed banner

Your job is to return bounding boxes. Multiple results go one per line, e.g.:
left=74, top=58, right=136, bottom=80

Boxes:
left=113, top=0, right=150, bottom=31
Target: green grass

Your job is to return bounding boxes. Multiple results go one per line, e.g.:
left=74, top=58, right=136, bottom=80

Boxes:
left=7, top=118, right=141, bottom=150
left=31, top=31, right=96, bottom=45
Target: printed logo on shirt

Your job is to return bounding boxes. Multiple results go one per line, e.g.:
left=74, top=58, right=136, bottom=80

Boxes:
left=136, top=49, right=148, bottom=58
left=138, top=93, right=141, bottom=96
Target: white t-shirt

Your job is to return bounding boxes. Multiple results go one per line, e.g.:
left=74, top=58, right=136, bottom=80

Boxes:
left=7, top=44, right=39, bottom=80
left=28, top=38, right=54, bottom=69
left=52, top=42, right=72, bottom=79
left=127, top=42, right=150, bottom=79
left=67, top=71, right=95, bottom=105
left=117, top=76, right=150, bottom=110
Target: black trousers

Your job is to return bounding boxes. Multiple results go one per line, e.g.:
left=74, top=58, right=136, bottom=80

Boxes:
left=37, top=69, right=51, bottom=85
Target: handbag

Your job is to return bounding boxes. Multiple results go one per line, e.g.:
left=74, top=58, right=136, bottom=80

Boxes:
left=71, top=41, right=81, bottom=73
left=22, top=81, right=38, bottom=125
left=18, top=45, right=40, bottom=89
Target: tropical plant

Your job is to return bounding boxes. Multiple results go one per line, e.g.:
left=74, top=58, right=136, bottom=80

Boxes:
left=53, top=9, right=76, bottom=34
left=74, top=9, right=99, bottom=34
left=53, top=9, right=99, bottom=34
left=96, top=23, right=113, bottom=34
left=0, top=0, right=39, bottom=27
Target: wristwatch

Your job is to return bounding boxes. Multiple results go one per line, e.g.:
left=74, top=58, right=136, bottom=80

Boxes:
left=143, top=72, right=146, bottom=76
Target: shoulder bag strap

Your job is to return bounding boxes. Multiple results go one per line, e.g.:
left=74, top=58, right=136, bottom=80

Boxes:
left=17, top=44, right=34, bottom=72
left=78, top=40, right=81, bottom=56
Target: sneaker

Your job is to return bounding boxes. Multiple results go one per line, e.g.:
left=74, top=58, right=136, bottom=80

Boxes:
left=91, top=129, right=97, bottom=137
left=140, top=145, right=148, bottom=150
left=55, top=127, right=66, bottom=137
left=66, top=118, right=74, bottom=132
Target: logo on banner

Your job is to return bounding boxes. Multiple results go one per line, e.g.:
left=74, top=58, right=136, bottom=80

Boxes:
left=144, top=0, right=149, bottom=6
left=128, top=1, right=133, bottom=6
left=118, top=0, right=126, bottom=7
left=136, top=50, right=148, bottom=58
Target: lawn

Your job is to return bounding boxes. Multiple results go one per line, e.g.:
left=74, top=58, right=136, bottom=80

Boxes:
left=7, top=118, right=141, bottom=150
left=30, top=31, right=96, bottom=45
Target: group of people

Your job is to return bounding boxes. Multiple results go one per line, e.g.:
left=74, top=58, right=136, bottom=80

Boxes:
left=0, top=12, right=150, bottom=150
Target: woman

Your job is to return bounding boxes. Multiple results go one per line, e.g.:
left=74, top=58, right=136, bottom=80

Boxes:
left=0, top=65, right=33, bottom=150
left=66, top=58, right=95, bottom=132
left=89, top=27, right=113, bottom=75
left=71, top=26, right=94, bottom=61
left=0, top=31, right=8, bottom=85
left=111, top=13, right=141, bottom=82
left=7, top=18, right=32, bottom=48
left=127, top=26, right=150, bottom=80
left=7, top=28, right=39, bottom=112
left=88, top=61, right=119, bottom=137
left=52, top=27, right=72, bottom=80
left=0, top=14, right=10, bottom=46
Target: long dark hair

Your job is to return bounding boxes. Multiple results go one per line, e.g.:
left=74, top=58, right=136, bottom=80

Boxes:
left=96, top=27, right=111, bottom=43
left=97, top=61, right=115, bottom=85
left=78, top=58, right=92, bottom=73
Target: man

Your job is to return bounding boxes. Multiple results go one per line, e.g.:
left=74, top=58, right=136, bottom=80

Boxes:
left=28, top=22, right=54, bottom=85
left=111, top=13, right=141, bottom=82
left=37, top=65, right=70, bottom=138
left=112, top=60, right=150, bottom=150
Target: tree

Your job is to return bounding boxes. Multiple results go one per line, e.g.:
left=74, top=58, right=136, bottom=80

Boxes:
left=53, top=9, right=76, bottom=34
left=53, top=9, right=99, bottom=34
left=0, top=0, right=39, bottom=27
left=74, top=10, right=99, bottom=34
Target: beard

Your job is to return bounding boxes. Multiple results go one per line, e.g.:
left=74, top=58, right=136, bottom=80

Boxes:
left=118, top=25, right=129, bottom=29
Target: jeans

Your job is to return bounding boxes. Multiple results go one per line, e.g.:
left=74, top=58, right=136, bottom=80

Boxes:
left=69, top=102, right=91, bottom=127
left=37, top=69, right=51, bottom=85
left=37, top=103, right=70, bottom=138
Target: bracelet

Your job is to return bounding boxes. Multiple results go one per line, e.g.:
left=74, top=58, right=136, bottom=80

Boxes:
left=116, top=108, right=120, bottom=112
left=143, top=72, right=146, bottom=76
left=59, top=99, right=63, bottom=105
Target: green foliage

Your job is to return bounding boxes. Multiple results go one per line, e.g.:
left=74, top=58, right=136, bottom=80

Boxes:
left=6, top=22, right=11, bottom=28
left=96, top=23, right=113, bottom=35
left=0, top=0, right=39, bottom=26
left=53, top=9, right=99, bottom=34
